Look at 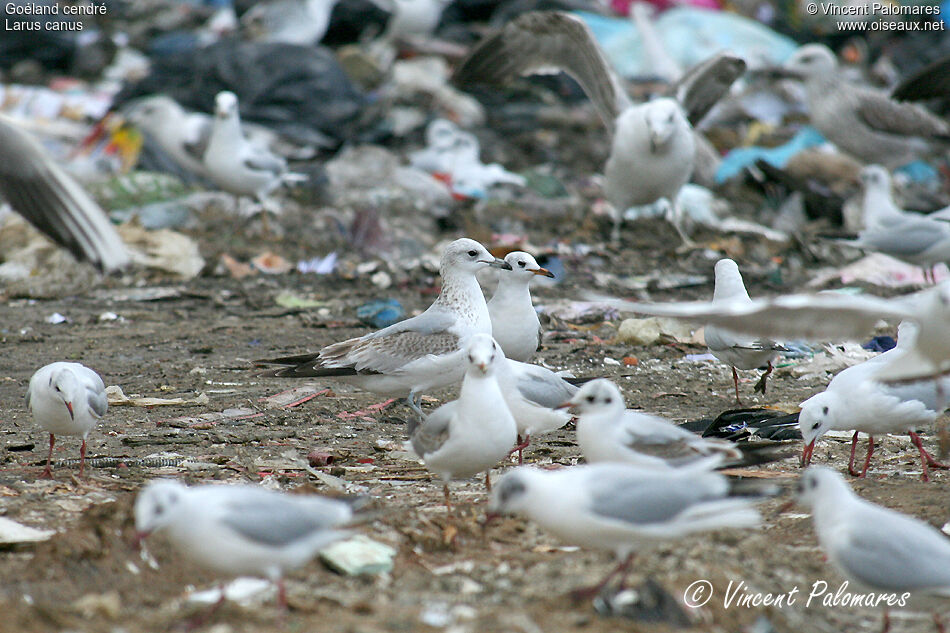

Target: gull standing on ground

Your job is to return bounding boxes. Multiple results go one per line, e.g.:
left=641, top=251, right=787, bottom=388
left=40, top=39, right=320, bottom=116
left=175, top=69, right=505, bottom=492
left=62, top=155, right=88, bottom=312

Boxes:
left=122, top=95, right=214, bottom=180
left=794, top=466, right=950, bottom=632
left=26, top=362, right=107, bottom=478
left=590, top=280, right=950, bottom=384
left=488, top=251, right=554, bottom=362
left=408, top=334, right=518, bottom=508
left=566, top=379, right=742, bottom=470
left=134, top=479, right=355, bottom=609
left=452, top=12, right=745, bottom=242
left=704, top=259, right=787, bottom=403
left=203, top=91, right=304, bottom=218
left=257, top=239, right=511, bottom=412
left=782, top=44, right=950, bottom=167
left=488, top=463, right=772, bottom=598
left=495, top=358, right=576, bottom=464
left=800, top=323, right=950, bottom=481
left=0, top=116, right=130, bottom=272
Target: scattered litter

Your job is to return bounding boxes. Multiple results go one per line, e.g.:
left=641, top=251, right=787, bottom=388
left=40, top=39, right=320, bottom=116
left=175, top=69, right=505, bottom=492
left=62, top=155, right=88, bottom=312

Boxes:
left=616, top=317, right=697, bottom=346
left=251, top=252, right=293, bottom=275
left=308, top=451, right=335, bottom=467
left=45, top=313, right=68, bottom=324
left=320, top=535, right=397, bottom=576
left=808, top=254, right=949, bottom=288
left=106, top=385, right=209, bottom=407
left=259, top=385, right=329, bottom=408
left=72, top=591, right=121, bottom=620
left=357, top=298, right=404, bottom=329
left=119, top=223, right=205, bottom=280
left=0, top=517, right=55, bottom=545
left=98, top=312, right=120, bottom=321
left=275, top=293, right=326, bottom=309
left=188, top=577, right=273, bottom=606
left=297, top=252, right=338, bottom=274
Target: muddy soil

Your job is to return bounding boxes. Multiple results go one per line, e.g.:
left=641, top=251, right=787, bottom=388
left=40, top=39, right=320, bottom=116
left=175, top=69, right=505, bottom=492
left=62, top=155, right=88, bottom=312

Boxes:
left=0, top=211, right=947, bottom=633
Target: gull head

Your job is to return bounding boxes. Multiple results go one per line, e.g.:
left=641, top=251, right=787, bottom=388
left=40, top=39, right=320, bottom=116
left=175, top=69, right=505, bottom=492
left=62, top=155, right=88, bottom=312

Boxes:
left=123, top=96, right=183, bottom=130
left=47, top=365, right=83, bottom=420
left=466, top=333, right=502, bottom=375
left=426, top=118, right=458, bottom=149
left=644, top=99, right=685, bottom=152
left=502, top=251, right=554, bottom=283
left=488, top=467, right=537, bottom=517
left=859, top=165, right=890, bottom=192
left=795, top=466, right=846, bottom=507
left=134, top=479, right=188, bottom=539
left=798, top=392, right=837, bottom=465
left=214, top=91, right=240, bottom=120
left=451, top=132, right=481, bottom=164
left=783, top=43, right=837, bottom=80
left=713, top=258, right=750, bottom=302
left=563, top=379, right=625, bottom=416
left=440, top=238, right=510, bottom=277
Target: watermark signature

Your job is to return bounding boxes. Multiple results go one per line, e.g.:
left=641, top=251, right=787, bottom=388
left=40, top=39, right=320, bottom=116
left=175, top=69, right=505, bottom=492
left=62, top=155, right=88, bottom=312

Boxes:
left=683, top=579, right=910, bottom=610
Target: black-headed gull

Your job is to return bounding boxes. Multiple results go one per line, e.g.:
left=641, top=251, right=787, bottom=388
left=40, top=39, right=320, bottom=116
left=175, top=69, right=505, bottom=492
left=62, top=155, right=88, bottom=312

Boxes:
left=134, top=479, right=355, bottom=609
left=26, top=362, right=108, bottom=478
left=488, top=251, right=554, bottom=363
left=408, top=334, right=518, bottom=508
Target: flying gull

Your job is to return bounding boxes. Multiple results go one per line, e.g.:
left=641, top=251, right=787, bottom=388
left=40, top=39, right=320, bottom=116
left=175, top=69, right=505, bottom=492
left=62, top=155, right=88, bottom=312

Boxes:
left=487, top=251, right=554, bottom=362
left=26, top=362, right=108, bottom=478
left=782, top=43, right=950, bottom=167
left=408, top=334, right=518, bottom=508
left=257, top=238, right=511, bottom=412
left=0, top=115, right=130, bottom=272
left=452, top=11, right=745, bottom=242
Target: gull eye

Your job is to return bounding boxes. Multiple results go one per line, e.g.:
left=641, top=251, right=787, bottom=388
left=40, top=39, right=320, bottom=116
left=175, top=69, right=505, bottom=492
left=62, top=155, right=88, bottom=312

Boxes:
left=586, top=395, right=595, bottom=403
left=518, top=260, right=526, bottom=268
left=809, top=478, right=818, bottom=489
left=822, top=406, right=829, bottom=415
left=604, top=397, right=612, bottom=404
left=467, top=250, right=477, bottom=257
left=812, top=422, right=820, bottom=430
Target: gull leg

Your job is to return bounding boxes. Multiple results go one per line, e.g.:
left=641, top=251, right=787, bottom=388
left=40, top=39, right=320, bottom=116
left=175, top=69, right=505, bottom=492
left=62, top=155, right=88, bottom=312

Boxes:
left=909, top=431, right=950, bottom=482
left=407, top=391, right=424, bottom=417
left=42, top=434, right=55, bottom=479
left=569, top=553, right=635, bottom=602
left=443, top=483, right=453, bottom=514
left=882, top=608, right=890, bottom=633
left=508, top=434, right=531, bottom=465
left=484, top=470, right=492, bottom=492
left=847, top=431, right=861, bottom=476
left=753, top=361, right=773, bottom=396
left=79, top=439, right=87, bottom=478
left=732, top=367, right=742, bottom=405
left=187, top=583, right=227, bottom=630
left=934, top=612, right=945, bottom=633
left=860, top=435, right=874, bottom=477
left=665, top=199, right=694, bottom=248
left=276, top=577, right=287, bottom=610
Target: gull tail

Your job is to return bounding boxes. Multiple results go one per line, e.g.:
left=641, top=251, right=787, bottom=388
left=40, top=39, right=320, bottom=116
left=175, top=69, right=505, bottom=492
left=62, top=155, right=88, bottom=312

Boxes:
left=254, top=353, right=360, bottom=378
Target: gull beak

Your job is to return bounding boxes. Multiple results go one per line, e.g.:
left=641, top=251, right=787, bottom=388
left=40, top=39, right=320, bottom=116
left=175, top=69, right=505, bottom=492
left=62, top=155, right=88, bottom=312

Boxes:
left=482, top=258, right=512, bottom=270
left=531, top=267, right=555, bottom=278
left=477, top=362, right=488, bottom=373
left=64, top=401, right=74, bottom=420
left=554, top=401, right=573, bottom=410
left=801, top=440, right=815, bottom=467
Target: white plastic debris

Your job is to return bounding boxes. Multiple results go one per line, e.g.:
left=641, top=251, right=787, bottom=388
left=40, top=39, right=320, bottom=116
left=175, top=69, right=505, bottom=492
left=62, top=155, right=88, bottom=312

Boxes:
left=319, top=534, right=396, bottom=576
left=0, top=517, right=55, bottom=544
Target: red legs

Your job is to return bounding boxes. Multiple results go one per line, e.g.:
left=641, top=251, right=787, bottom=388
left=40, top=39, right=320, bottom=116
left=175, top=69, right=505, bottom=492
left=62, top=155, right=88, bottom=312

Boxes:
left=41, top=434, right=55, bottom=479
left=847, top=433, right=875, bottom=477
left=484, top=471, right=492, bottom=492
left=569, top=553, right=635, bottom=602
left=753, top=361, right=774, bottom=396
left=509, top=434, right=531, bottom=465
left=732, top=367, right=741, bottom=405
left=882, top=608, right=890, bottom=633
left=79, top=439, right=87, bottom=478
left=186, top=583, right=227, bottom=631
left=847, top=431, right=860, bottom=476
left=443, top=483, right=453, bottom=514
left=276, top=578, right=288, bottom=609
left=908, top=431, right=950, bottom=482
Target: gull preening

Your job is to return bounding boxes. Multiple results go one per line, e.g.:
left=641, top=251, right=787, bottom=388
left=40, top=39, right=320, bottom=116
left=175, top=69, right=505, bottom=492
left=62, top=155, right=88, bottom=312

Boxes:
left=795, top=467, right=950, bottom=631
left=489, top=463, right=772, bottom=598
left=488, top=251, right=554, bottom=362
left=134, top=479, right=356, bottom=608
left=799, top=323, right=950, bottom=481
left=26, top=362, right=108, bottom=478
left=704, top=259, right=787, bottom=403
left=783, top=44, right=950, bottom=167
left=258, top=239, right=511, bottom=412
left=408, top=334, right=518, bottom=508
left=0, top=115, right=130, bottom=273
left=451, top=11, right=745, bottom=242
left=566, top=379, right=741, bottom=471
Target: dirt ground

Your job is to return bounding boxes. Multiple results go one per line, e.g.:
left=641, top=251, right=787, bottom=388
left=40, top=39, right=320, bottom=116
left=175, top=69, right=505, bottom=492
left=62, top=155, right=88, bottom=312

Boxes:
left=1, top=209, right=948, bottom=633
